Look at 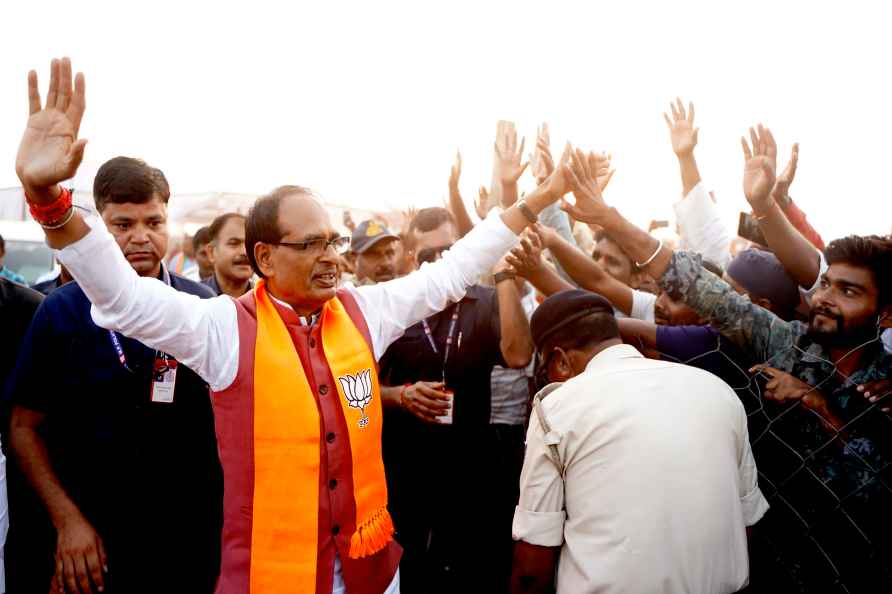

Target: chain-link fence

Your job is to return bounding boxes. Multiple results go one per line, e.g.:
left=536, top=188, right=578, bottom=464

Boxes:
left=648, top=331, right=892, bottom=593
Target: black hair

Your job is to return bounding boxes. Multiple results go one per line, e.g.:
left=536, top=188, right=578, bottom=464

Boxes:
left=245, top=185, right=312, bottom=277
left=93, top=156, right=170, bottom=212
left=208, top=212, right=246, bottom=244
left=192, top=226, right=212, bottom=253
left=825, top=235, right=892, bottom=308
left=409, top=207, right=455, bottom=236
left=592, top=228, right=636, bottom=269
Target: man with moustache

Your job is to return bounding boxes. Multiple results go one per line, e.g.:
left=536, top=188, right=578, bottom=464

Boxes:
left=6, top=156, right=222, bottom=594
left=559, top=124, right=892, bottom=593
left=12, top=58, right=563, bottom=594
left=203, top=213, right=254, bottom=298
left=349, top=219, right=402, bottom=284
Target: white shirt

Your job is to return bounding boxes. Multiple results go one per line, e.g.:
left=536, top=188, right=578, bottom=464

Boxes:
left=513, top=344, right=768, bottom=594
left=57, top=212, right=520, bottom=393
left=613, top=289, right=657, bottom=323
left=674, top=182, right=732, bottom=269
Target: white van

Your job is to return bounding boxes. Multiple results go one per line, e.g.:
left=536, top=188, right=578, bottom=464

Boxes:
left=0, top=220, right=55, bottom=285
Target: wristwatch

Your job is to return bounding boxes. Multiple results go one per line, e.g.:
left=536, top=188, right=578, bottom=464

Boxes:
left=516, top=199, right=538, bottom=224
left=494, top=271, right=517, bottom=285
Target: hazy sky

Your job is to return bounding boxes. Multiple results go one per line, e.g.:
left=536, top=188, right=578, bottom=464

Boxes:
left=2, top=0, right=890, bottom=238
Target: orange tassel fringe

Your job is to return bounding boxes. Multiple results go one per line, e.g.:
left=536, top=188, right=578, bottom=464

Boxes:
left=349, top=507, right=395, bottom=559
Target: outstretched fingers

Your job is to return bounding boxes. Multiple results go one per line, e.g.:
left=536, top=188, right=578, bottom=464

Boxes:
left=45, top=58, right=60, bottom=109
left=27, top=70, right=41, bottom=115
left=57, top=57, right=72, bottom=112
left=741, top=136, right=753, bottom=161
left=69, top=72, right=86, bottom=134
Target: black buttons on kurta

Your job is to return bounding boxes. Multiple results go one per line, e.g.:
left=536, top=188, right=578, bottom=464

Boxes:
left=329, top=479, right=338, bottom=490
left=326, top=432, right=336, bottom=443
left=319, top=384, right=329, bottom=395
left=332, top=524, right=341, bottom=535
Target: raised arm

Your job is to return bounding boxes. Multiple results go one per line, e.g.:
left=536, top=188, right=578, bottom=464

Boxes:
left=14, top=58, right=237, bottom=390
left=494, top=256, right=534, bottom=369
left=506, top=226, right=575, bottom=297
left=665, top=98, right=732, bottom=268
left=749, top=140, right=823, bottom=288
left=447, top=150, right=476, bottom=238
left=664, top=98, right=701, bottom=196
left=560, top=142, right=792, bottom=361
left=355, top=155, right=570, bottom=358
left=495, top=122, right=529, bottom=209
left=540, top=223, right=637, bottom=315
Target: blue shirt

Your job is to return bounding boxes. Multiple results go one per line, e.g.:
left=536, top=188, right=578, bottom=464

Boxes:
left=5, top=270, right=223, bottom=592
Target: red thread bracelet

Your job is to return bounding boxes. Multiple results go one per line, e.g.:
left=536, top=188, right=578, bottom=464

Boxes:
left=27, top=187, right=73, bottom=226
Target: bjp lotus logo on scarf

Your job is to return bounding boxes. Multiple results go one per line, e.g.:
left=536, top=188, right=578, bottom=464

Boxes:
left=339, top=369, right=374, bottom=428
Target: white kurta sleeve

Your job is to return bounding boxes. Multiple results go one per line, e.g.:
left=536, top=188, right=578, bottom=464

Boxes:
left=57, top=219, right=240, bottom=391
left=349, top=211, right=519, bottom=359
left=673, top=182, right=732, bottom=269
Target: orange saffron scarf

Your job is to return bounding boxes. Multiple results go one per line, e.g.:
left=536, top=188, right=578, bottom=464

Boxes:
left=250, top=281, right=393, bottom=593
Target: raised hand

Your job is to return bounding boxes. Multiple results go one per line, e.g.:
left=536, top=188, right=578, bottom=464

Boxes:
left=475, top=186, right=490, bottom=220
left=741, top=124, right=778, bottom=212
left=772, top=142, right=799, bottom=203
left=538, top=142, right=573, bottom=200
left=16, top=57, right=87, bottom=203
left=663, top=97, right=698, bottom=157
left=506, top=225, right=546, bottom=278
left=448, top=150, right=462, bottom=193
left=560, top=148, right=611, bottom=224
left=530, top=123, right=552, bottom=184
left=494, top=122, right=528, bottom=182
left=342, top=210, right=356, bottom=233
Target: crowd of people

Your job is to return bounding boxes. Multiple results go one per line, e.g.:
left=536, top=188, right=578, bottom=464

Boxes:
left=1, top=57, right=890, bottom=594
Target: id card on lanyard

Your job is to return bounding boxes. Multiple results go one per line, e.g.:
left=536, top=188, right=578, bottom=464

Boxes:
left=420, top=302, right=462, bottom=383
left=108, top=264, right=179, bottom=404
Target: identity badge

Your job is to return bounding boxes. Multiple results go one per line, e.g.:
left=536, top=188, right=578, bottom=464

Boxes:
left=151, top=357, right=178, bottom=404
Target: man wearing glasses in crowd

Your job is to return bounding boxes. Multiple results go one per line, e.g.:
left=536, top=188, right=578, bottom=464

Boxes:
left=377, top=207, right=534, bottom=594
left=12, top=58, right=566, bottom=594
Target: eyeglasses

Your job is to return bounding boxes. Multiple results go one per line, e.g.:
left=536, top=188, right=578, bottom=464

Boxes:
left=416, top=244, right=454, bottom=265
left=272, top=236, right=351, bottom=255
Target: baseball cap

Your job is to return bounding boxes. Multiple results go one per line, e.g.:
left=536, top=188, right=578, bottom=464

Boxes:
left=351, top=220, right=399, bottom=254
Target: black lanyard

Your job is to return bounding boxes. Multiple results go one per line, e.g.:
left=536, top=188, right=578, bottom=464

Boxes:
left=421, top=303, right=461, bottom=383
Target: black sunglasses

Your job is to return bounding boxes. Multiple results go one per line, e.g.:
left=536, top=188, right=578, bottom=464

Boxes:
left=416, top=244, right=454, bottom=265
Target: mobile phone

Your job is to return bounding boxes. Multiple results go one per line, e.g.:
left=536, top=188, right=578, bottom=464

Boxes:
left=738, top=212, right=769, bottom=247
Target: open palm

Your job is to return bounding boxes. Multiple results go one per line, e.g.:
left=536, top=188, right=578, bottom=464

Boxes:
left=741, top=124, right=777, bottom=210
left=15, top=58, right=87, bottom=197
left=561, top=148, right=611, bottom=225
left=663, top=98, right=698, bottom=157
